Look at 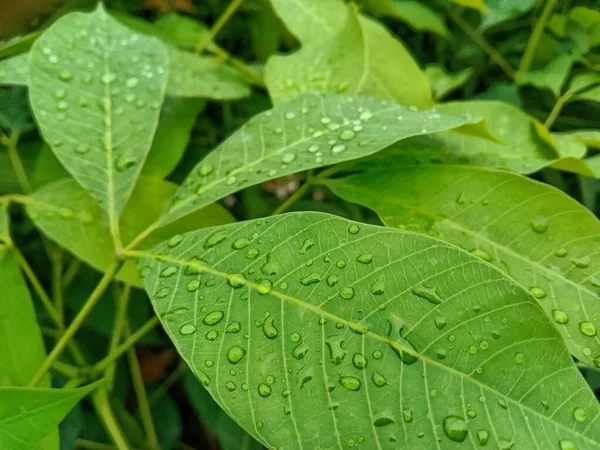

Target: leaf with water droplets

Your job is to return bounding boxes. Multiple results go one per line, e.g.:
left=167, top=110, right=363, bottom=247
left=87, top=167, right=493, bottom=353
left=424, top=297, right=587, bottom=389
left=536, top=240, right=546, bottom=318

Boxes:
left=0, top=381, right=100, bottom=450
left=266, top=2, right=432, bottom=107
left=140, top=212, right=599, bottom=449
left=328, top=165, right=600, bottom=366
left=26, top=178, right=233, bottom=288
left=157, top=92, right=482, bottom=225
left=27, top=5, right=169, bottom=241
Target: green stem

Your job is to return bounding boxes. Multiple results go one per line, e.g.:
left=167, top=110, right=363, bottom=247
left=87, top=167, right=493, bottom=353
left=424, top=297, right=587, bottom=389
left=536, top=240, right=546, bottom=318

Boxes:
left=63, top=258, right=81, bottom=290
left=126, top=324, right=160, bottom=450
left=91, top=389, right=130, bottom=450
left=148, top=361, right=188, bottom=405
left=76, top=439, right=116, bottom=450
left=3, top=131, right=32, bottom=193
left=195, top=0, right=245, bottom=55
left=544, top=94, right=570, bottom=129
left=52, top=360, right=80, bottom=378
left=105, top=285, right=131, bottom=390
left=52, top=247, right=64, bottom=317
left=28, top=263, right=120, bottom=387
left=271, top=174, right=314, bottom=216
left=518, top=0, right=557, bottom=74
left=446, top=7, right=515, bottom=79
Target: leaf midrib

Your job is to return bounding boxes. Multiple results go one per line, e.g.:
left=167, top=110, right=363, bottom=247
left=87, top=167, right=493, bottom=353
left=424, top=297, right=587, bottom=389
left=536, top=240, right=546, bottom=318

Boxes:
left=141, top=250, right=598, bottom=445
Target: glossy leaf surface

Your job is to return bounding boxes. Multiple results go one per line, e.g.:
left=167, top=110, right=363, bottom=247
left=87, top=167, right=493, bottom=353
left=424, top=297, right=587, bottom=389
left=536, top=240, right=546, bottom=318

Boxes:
left=140, top=213, right=599, bottom=450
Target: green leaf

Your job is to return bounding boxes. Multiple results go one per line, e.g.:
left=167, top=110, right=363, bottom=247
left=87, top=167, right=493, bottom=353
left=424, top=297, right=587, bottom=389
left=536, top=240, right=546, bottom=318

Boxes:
left=0, top=32, right=39, bottom=59
left=265, top=3, right=432, bottom=108
left=568, top=7, right=600, bottom=48
left=326, top=166, right=600, bottom=365
left=185, top=373, right=264, bottom=450
left=153, top=13, right=210, bottom=50
left=362, top=0, right=450, bottom=37
left=26, top=178, right=234, bottom=288
left=0, top=54, right=28, bottom=85
left=0, top=382, right=101, bottom=450
left=480, top=0, right=536, bottom=30
left=0, top=86, right=33, bottom=133
left=142, top=97, right=206, bottom=178
left=451, top=0, right=490, bottom=13
left=566, top=72, right=600, bottom=95
left=157, top=93, right=482, bottom=226
left=27, top=5, right=169, bottom=235
left=0, top=203, right=8, bottom=241
left=424, top=64, right=474, bottom=100
left=574, top=86, right=600, bottom=103
left=166, top=48, right=251, bottom=100
left=516, top=54, right=573, bottom=97
left=140, top=212, right=599, bottom=449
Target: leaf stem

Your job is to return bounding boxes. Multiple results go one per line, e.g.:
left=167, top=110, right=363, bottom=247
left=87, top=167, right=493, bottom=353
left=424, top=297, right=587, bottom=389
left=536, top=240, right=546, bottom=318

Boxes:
left=195, top=0, right=245, bottom=55
left=518, top=0, right=557, bottom=74
left=52, top=360, right=80, bottom=378
left=51, top=247, right=65, bottom=317
left=2, top=131, right=32, bottom=193
left=91, top=389, right=130, bottom=450
left=75, top=439, right=116, bottom=450
left=148, top=360, right=188, bottom=405
left=125, top=324, right=160, bottom=450
left=105, top=284, right=131, bottom=390
left=271, top=173, right=314, bottom=215
left=28, top=262, right=120, bottom=387
left=446, top=7, right=515, bottom=79
left=544, top=93, right=571, bottom=129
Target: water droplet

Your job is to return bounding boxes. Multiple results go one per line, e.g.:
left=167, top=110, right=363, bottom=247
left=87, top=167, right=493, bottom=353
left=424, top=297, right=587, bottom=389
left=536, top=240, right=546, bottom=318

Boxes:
left=299, top=239, right=314, bottom=253
left=373, top=415, right=395, bottom=427
left=373, top=350, right=383, bottom=359
left=225, top=381, right=236, bottom=391
left=389, top=337, right=418, bottom=365
left=336, top=259, right=346, bottom=268
left=282, top=389, right=291, bottom=397
left=261, top=253, right=280, bottom=275
left=326, top=275, right=339, bottom=287
left=356, top=253, right=372, bottom=264
left=198, top=163, right=214, bottom=177
left=225, top=322, right=241, bottom=333
left=257, top=279, right=272, bottom=295
left=116, top=154, right=136, bottom=171
left=352, top=353, right=367, bottom=369
left=206, top=330, right=218, bottom=341
left=434, top=317, right=447, bottom=330
left=300, top=272, right=321, bottom=286
left=359, top=111, right=373, bottom=120
left=470, top=248, right=492, bottom=262
left=246, top=248, right=259, bottom=259
left=572, top=407, right=587, bottom=422
left=371, top=275, right=385, bottom=295
left=155, top=287, right=171, bottom=298
left=529, top=287, right=546, bottom=299
left=331, top=143, right=346, bottom=154
left=282, top=152, right=296, bottom=163
left=204, top=230, right=227, bottom=248
left=579, top=321, right=597, bottom=336
left=168, top=234, right=184, bottom=247
left=179, top=324, right=197, bottom=335
left=126, top=77, right=139, bottom=88
left=256, top=421, right=264, bottom=429
left=262, top=316, right=279, bottom=339
left=555, top=248, right=567, bottom=257
left=339, top=287, right=354, bottom=299
left=227, top=273, right=247, bottom=288
left=232, top=237, right=250, bottom=249
left=559, top=440, right=576, bottom=450
left=339, top=376, right=361, bottom=391
left=291, top=332, right=301, bottom=342
left=572, top=256, right=590, bottom=268
left=552, top=309, right=569, bottom=324
left=477, top=429, right=489, bottom=445
left=57, top=100, right=69, bottom=111
left=203, top=311, right=224, bottom=326
left=227, top=346, right=245, bottom=364
left=348, top=224, right=360, bottom=234
left=530, top=216, right=548, bottom=233
left=186, top=280, right=200, bottom=292
left=160, top=266, right=177, bottom=277
left=226, top=176, right=237, bottom=186
left=515, top=352, right=525, bottom=364
left=412, top=283, right=442, bottom=305
left=372, top=371, right=387, bottom=387
left=436, top=348, right=447, bottom=360
left=479, top=340, right=489, bottom=350
left=443, top=416, right=468, bottom=443
left=497, top=398, right=508, bottom=409
left=59, top=70, right=73, bottom=81
left=102, top=73, right=117, bottom=84
left=292, top=342, right=308, bottom=359
left=339, top=130, right=355, bottom=140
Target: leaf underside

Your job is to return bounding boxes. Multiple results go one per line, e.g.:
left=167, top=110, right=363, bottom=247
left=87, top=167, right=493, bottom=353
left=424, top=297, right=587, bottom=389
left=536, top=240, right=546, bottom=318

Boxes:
left=140, top=212, right=599, bottom=450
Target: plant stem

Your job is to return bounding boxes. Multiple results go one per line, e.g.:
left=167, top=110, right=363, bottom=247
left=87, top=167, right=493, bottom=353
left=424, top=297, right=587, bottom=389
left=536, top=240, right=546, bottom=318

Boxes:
left=544, top=94, right=570, bottom=129
left=52, top=247, right=64, bottom=317
left=63, top=258, right=81, bottom=290
left=52, top=360, right=80, bottom=378
left=28, top=263, right=120, bottom=387
left=3, top=131, right=32, bottom=193
left=271, top=174, right=314, bottom=216
left=195, top=0, right=244, bottom=55
left=91, top=389, right=130, bottom=450
left=121, top=221, right=159, bottom=254
left=148, top=360, right=188, bottom=405
left=125, top=324, right=160, bottom=450
left=446, top=7, right=515, bottom=79
left=105, top=285, right=131, bottom=390
left=210, top=47, right=264, bottom=87
left=76, top=439, right=116, bottom=450
left=518, top=0, right=557, bottom=74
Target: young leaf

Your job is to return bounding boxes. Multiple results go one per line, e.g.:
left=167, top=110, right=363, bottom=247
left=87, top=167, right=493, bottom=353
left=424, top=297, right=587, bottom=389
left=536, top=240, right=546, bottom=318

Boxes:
left=0, top=53, right=28, bottom=85
left=27, top=5, right=169, bottom=238
left=515, top=54, right=573, bottom=97
left=139, top=212, right=599, bottom=449
left=166, top=48, right=251, bottom=99
left=480, top=0, right=536, bottom=30
left=157, top=93, right=482, bottom=226
left=0, top=204, right=8, bottom=241
left=0, top=382, right=101, bottom=450
left=424, top=64, right=474, bottom=100
left=265, top=3, right=432, bottom=108
left=326, top=166, right=600, bottom=366
left=26, top=178, right=234, bottom=288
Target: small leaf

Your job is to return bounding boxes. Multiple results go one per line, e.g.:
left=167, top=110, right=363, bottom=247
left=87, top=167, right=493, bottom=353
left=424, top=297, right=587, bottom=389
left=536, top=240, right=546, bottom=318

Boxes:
left=451, top=0, right=490, bottom=13
left=157, top=93, right=482, bottom=226
left=0, top=32, right=39, bottom=59
left=516, top=54, right=573, bottom=97
left=327, top=166, right=600, bottom=365
left=26, top=178, right=234, bottom=287
left=0, top=54, right=28, bottom=85
left=266, top=3, right=432, bottom=107
left=424, top=64, right=474, bottom=100
left=28, top=5, right=169, bottom=229
left=480, top=0, right=536, bottom=30
left=362, top=0, right=450, bottom=37
left=0, top=381, right=101, bottom=450
left=140, top=212, right=599, bottom=449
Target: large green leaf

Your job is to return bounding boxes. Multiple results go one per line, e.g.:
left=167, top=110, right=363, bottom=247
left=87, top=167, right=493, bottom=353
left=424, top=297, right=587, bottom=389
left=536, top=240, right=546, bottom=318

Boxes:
left=0, top=382, right=100, bottom=450
left=343, top=100, right=593, bottom=176
left=26, top=178, right=234, bottom=288
left=362, top=0, right=450, bottom=37
left=27, top=5, right=169, bottom=237
left=326, top=166, right=600, bottom=366
left=157, top=93, right=482, bottom=226
left=139, top=212, right=599, bottom=449
left=265, top=3, right=432, bottom=108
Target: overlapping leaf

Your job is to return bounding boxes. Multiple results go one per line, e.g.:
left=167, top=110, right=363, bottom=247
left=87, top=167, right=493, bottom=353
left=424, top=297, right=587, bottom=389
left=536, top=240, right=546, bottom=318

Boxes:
left=327, top=166, right=600, bottom=366
left=140, top=212, right=599, bottom=450
left=28, top=5, right=169, bottom=238
left=266, top=2, right=432, bottom=107
left=361, top=0, right=449, bottom=37
left=26, top=178, right=234, bottom=287
left=157, top=93, right=483, bottom=226
left=0, top=54, right=28, bottom=85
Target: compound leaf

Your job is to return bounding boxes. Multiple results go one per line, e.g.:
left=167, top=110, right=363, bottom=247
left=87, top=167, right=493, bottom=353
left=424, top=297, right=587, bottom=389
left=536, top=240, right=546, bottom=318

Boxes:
left=157, top=93, right=482, bottom=226
left=139, top=212, right=599, bottom=450
left=28, top=5, right=169, bottom=237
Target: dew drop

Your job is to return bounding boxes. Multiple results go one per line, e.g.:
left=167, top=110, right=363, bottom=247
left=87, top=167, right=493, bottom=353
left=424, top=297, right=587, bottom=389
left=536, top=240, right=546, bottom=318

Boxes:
left=300, top=272, right=321, bottom=286
left=530, top=216, right=548, bottom=233
left=102, top=73, right=117, bottom=84
left=352, top=353, right=367, bottom=369
left=572, top=256, right=590, bottom=268
left=336, top=259, right=346, bottom=268
left=339, top=376, right=361, bottom=391
left=443, top=416, right=468, bottom=443
left=203, top=311, right=224, bottom=326
left=411, top=283, right=442, bottom=305
left=470, top=248, right=492, bottom=262
left=339, top=286, right=355, bottom=299
left=371, top=275, right=385, bottom=295
left=555, top=248, right=567, bottom=257
left=348, top=224, right=360, bottom=234
left=168, top=234, right=184, bottom=247
left=434, top=316, right=447, bottom=330
left=559, top=440, right=576, bottom=450
left=552, top=309, right=569, bottom=324
left=198, top=163, right=214, bottom=177
left=579, top=321, right=597, bottom=336
left=232, top=237, right=250, bottom=249
left=515, top=352, right=525, bottom=364
left=282, top=153, right=296, bottom=164
left=331, top=144, right=347, bottom=154
left=372, top=371, right=387, bottom=387
left=262, top=315, right=279, bottom=339
left=206, top=330, right=218, bottom=341
left=326, top=275, right=339, bottom=287
left=179, top=324, right=197, bottom=335
left=477, top=429, right=489, bottom=446
left=227, top=346, right=245, bottom=364
left=356, top=253, right=372, bottom=264
left=160, top=266, right=177, bottom=277
left=257, top=279, right=272, bottom=295
left=186, top=280, right=200, bottom=292
left=339, top=130, right=355, bottom=140
left=529, top=287, right=546, bottom=299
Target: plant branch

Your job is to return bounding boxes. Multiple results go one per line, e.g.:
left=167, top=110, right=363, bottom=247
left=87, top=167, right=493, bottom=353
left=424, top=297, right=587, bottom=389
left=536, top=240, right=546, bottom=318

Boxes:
left=518, top=0, right=557, bottom=74
left=195, top=0, right=244, bottom=55
left=544, top=93, right=571, bottom=129
left=28, top=262, right=120, bottom=387
left=51, top=247, right=64, bottom=317
left=271, top=173, right=314, bottom=216
left=446, top=7, right=515, bottom=79
left=3, top=131, right=32, bottom=193
left=105, top=284, right=131, bottom=390
left=76, top=439, right=116, bottom=450
left=91, top=389, right=130, bottom=450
